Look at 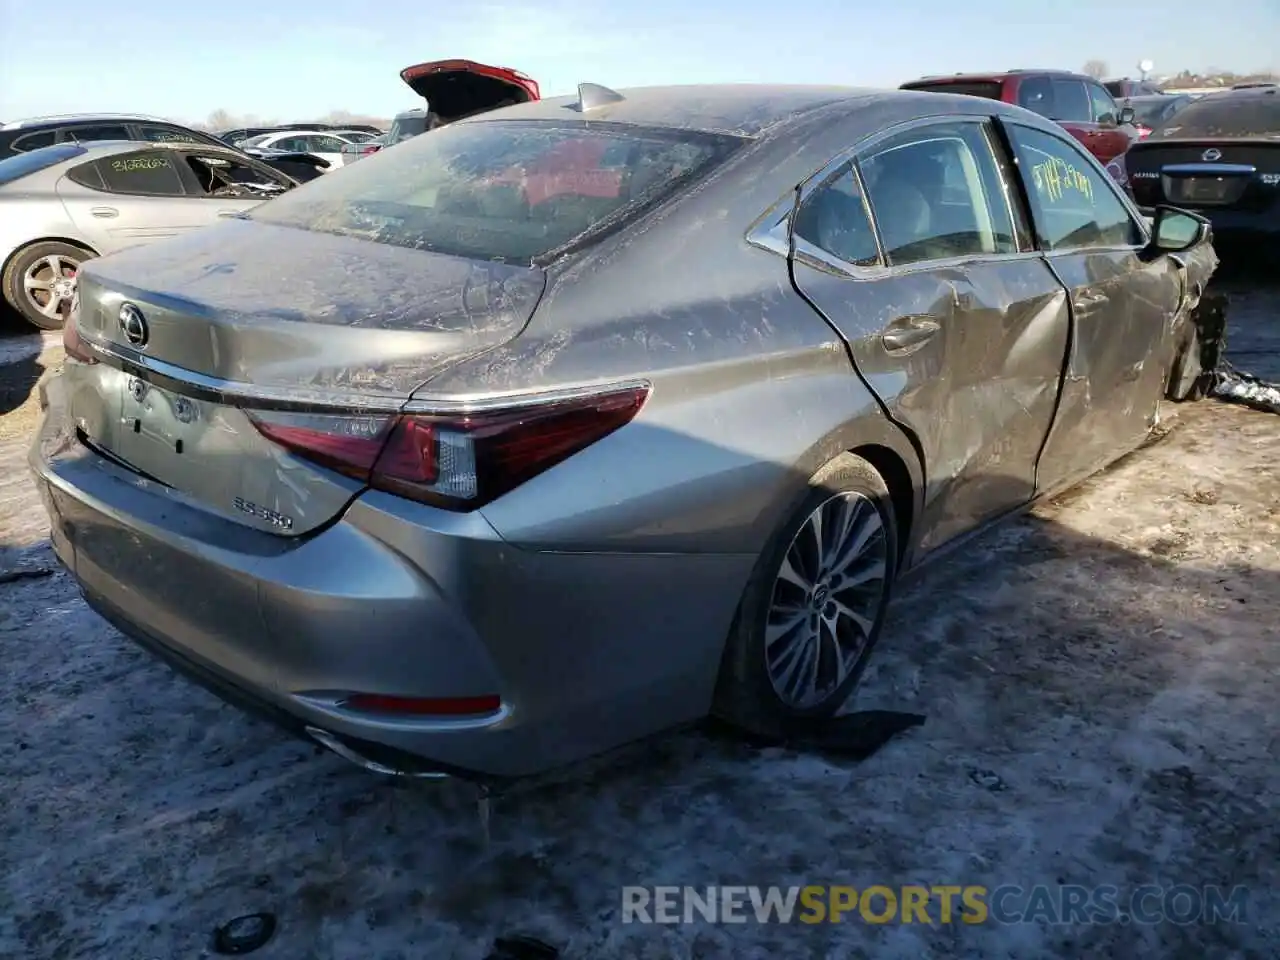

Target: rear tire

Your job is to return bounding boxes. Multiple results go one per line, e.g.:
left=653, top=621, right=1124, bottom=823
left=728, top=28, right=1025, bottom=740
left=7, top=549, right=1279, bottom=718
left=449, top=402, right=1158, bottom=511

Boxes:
left=2, top=241, right=93, bottom=331
left=712, top=453, right=899, bottom=738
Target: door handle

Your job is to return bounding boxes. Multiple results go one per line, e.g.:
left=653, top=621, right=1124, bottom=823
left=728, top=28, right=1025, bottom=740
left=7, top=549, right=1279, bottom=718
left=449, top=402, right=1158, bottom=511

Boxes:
left=217, top=209, right=243, bottom=218
left=90, top=206, right=118, bottom=218
left=881, top=315, right=941, bottom=354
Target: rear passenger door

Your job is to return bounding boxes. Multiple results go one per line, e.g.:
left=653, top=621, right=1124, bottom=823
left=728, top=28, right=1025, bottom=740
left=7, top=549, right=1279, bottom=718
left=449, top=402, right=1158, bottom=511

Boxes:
left=1000, top=121, right=1182, bottom=490
left=57, top=149, right=198, bottom=252
left=788, top=118, right=1071, bottom=556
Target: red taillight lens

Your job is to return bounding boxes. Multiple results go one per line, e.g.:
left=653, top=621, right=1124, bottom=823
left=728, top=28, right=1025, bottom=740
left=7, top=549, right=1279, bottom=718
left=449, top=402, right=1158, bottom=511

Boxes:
left=249, top=412, right=395, bottom=481
left=247, top=384, right=649, bottom=511
left=341, top=693, right=501, bottom=716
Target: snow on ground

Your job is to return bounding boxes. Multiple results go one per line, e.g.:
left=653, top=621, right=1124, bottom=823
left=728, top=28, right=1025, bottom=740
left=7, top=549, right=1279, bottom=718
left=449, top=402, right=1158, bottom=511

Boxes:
left=1, top=288, right=1278, bottom=960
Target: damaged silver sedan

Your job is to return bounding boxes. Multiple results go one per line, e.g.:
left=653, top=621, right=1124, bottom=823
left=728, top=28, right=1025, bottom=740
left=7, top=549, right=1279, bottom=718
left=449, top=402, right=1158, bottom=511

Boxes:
left=30, top=83, right=1218, bottom=782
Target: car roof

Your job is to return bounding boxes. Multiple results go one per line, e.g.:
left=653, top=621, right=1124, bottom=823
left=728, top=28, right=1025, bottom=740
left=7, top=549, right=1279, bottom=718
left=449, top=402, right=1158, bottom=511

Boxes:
left=0, top=113, right=182, bottom=131
left=41, top=140, right=248, bottom=160
left=903, top=69, right=1087, bottom=85
left=454, top=84, right=896, bottom=137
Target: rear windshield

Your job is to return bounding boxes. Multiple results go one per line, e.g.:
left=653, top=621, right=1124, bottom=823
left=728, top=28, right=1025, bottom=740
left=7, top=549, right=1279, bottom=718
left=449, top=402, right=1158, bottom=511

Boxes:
left=902, top=81, right=1003, bottom=100
left=1131, top=99, right=1178, bottom=127
left=0, top=143, right=85, bottom=187
left=388, top=114, right=429, bottom=143
left=1153, top=92, right=1280, bottom=139
left=250, top=120, right=742, bottom=263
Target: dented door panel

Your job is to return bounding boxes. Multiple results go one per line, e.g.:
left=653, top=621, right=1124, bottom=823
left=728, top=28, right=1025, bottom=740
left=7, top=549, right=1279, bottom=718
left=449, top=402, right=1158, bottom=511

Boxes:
left=1033, top=249, right=1182, bottom=492
left=791, top=255, right=1070, bottom=558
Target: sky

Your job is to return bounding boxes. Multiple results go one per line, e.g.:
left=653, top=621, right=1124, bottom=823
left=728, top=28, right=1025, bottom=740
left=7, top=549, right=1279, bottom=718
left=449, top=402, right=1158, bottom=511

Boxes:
left=0, top=0, right=1276, bottom=125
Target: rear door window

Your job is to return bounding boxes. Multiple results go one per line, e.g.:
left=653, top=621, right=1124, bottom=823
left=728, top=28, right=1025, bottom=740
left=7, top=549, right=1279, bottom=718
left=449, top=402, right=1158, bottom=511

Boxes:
left=136, top=124, right=197, bottom=143
left=1087, top=84, right=1119, bottom=125
left=12, top=130, right=57, bottom=152
left=98, top=150, right=187, bottom=196
left=793, top=164, right=881, bottom=267
left=860, top=120, right=1019, bottom=266
left=62, top=124, right=132, bottom=143
left=1017, top=76, right=1056, bottom=118
left=1050, top=80, right=1092, bottom=122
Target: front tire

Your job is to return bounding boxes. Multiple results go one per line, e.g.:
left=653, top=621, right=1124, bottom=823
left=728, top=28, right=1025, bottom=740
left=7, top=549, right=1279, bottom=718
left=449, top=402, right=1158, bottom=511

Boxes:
left=2, top=241, right=92, bottom=331
left=713, top=453, right=899, bottom=738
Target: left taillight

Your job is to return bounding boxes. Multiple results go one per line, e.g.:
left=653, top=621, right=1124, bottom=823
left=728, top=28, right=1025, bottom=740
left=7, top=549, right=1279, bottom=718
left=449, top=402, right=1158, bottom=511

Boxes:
left=246, top=384, right=650, bottom=511
left=61, top=289, right=98, bottom=364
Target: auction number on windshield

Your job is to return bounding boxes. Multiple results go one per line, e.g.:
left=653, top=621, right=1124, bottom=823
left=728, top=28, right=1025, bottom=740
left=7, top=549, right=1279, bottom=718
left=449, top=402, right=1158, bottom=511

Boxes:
left=1030, top=154, right=1094, bottom=204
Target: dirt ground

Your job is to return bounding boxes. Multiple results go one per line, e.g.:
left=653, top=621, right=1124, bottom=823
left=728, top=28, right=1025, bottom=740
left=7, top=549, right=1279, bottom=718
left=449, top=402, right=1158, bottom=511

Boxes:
left=1, top=284, right=1277, bottom=960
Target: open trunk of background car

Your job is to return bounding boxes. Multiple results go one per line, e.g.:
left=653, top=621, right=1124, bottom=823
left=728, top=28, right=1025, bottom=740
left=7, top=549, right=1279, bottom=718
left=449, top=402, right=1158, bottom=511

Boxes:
left=399, top=59, right=540, bottom=123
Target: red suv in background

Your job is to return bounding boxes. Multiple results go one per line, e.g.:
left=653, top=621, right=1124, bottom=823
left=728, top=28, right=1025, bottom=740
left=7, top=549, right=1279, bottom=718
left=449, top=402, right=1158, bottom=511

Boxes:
left=900, top=70, right=1138, bottom=172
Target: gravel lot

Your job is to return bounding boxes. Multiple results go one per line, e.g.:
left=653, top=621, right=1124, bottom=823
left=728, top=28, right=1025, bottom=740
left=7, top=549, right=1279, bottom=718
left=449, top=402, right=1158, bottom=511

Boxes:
left=1, top=283, right=1277, bottom=960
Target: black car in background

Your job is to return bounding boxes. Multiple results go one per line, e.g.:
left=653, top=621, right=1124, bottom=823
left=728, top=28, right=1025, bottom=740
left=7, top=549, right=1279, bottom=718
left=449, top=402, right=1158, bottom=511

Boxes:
left=1126, top=94, right=1194, bottom=138
left=1123, top=87, right=1280, bottom=264
left=0, top=114, right=226, bottom=158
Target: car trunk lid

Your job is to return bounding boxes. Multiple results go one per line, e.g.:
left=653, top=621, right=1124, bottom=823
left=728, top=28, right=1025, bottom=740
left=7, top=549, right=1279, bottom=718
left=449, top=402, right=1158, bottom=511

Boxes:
left=1125, top=138, right=1280, bottom=211
left=399, top=59, right=540, bottom=123
left=69, top=218, right=546, bottom=535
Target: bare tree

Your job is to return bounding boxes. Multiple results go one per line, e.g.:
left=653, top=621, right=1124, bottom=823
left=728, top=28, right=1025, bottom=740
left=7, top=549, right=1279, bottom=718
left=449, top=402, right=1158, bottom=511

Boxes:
left=1083, top=60, right=1109, bottom=80
left=205, top=109, right=236, bottom=132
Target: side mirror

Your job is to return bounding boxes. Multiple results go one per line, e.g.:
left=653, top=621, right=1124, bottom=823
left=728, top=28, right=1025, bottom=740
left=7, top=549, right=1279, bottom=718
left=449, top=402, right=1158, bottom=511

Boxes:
left=1149, top=205, right=1210, bottom=254
left=1118, top=106, right=1136, bottom=125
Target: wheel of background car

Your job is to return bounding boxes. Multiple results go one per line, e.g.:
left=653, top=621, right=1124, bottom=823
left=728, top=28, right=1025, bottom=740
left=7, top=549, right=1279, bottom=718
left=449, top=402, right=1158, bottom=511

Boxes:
left=712, top=453, right=899, bottom=737
left=1, top=240, right=94, bottom=331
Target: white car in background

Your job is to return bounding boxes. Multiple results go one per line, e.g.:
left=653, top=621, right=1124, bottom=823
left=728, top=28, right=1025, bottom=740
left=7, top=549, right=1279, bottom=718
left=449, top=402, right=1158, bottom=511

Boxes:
left=238, top=130, right=354, bottom=172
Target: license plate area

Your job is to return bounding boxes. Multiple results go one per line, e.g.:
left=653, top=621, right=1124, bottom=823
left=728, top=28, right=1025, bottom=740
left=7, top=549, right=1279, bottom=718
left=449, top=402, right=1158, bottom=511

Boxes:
left=1164, top=175, right=1245, bottom=206
left=123, top=377, right=200, bottom=458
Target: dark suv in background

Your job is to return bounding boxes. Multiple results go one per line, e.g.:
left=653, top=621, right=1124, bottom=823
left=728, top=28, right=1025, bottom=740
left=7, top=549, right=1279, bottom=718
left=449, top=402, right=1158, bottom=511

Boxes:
left=900, top=69, right=1137, bottom=170
left=0, top=114, right=226, bottom=159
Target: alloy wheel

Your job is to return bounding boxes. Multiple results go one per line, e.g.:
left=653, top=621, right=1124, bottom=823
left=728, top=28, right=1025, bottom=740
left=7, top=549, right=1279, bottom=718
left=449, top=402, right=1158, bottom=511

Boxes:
left=23, top=254, right=79, bottom=322
left=764, top=491, right=889, bottom=710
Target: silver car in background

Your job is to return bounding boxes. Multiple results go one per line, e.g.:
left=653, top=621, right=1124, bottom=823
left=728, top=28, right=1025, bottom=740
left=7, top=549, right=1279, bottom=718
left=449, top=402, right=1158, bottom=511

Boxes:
left=0, top=141, right=296, bottom=329
left=32, top=84, right=1218, bottom=783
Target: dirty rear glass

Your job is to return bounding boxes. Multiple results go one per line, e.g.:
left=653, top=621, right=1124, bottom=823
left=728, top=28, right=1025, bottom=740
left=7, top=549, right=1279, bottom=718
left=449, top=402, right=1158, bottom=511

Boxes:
left=250, top=120, right=742, bottom=263
left=1153, top=94, right=1280, bottom=139
left=902, top=81, right=1003, bottom=100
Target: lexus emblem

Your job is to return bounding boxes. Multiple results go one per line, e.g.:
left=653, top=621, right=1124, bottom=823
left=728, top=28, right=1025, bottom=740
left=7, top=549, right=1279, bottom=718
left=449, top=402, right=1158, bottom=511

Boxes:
left=1202, top=148, right=1222, bottom=162
left=118, top=302, right=148, bottom=347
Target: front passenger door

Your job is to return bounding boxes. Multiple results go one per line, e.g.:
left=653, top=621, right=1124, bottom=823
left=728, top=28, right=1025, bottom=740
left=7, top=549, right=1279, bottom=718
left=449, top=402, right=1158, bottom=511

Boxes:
left=789, top=118, right=1071, bottom=556
left=1002, top=122, right=1182, bottom=491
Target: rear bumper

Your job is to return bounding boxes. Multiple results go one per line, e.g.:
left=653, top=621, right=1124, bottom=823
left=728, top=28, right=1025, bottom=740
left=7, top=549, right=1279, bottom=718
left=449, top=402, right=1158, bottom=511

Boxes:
left=29, top=372, right=754, bottom=780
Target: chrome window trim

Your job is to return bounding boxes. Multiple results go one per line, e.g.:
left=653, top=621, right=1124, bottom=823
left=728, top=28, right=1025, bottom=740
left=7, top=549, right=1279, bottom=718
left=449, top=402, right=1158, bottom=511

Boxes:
left=79, top=329, right=650, bottom=415
left=748, top=113, right=1042, bottom=278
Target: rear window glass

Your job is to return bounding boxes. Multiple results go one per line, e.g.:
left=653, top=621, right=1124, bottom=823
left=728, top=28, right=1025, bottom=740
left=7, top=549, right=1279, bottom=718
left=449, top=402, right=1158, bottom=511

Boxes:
left=1152, top=92, right=1280, bottom=139
left=250, top=120, right=743, bottom=263
left=903, top=81, right=1003, bottom=100
left=0, top=143, right=86, bottom=186
left=388, top=114, right=429, bottom=143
